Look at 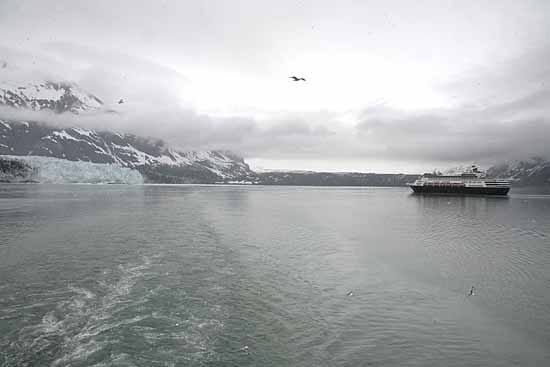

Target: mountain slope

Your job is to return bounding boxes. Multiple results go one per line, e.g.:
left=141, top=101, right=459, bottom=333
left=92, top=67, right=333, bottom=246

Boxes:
left=488, top=157, right=550, bottom=187
left=0, top=120, right=257, bottom=183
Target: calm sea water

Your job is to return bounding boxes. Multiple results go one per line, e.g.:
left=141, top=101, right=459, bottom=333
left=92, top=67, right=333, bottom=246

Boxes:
left=1, top=184, right=549, bottom=366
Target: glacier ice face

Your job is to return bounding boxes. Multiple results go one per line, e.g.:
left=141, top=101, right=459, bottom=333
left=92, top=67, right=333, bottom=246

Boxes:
left=1, top=155, right=143, bottom=184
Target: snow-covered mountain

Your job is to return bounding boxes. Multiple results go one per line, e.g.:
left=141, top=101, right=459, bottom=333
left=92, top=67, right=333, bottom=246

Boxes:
left=488, top=157, right=550, bottom=187
left=428, top=160, right=550, bottom=188
left=0, top=80, right=103, bottom=114
left=0, top=76, right=257, bottom=183
left=0, top=120, right=257, bottom=183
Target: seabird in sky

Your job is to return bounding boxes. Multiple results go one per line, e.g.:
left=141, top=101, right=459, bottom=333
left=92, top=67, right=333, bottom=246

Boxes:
left=289, top=76, right=306, bottom=81
left=118, top=99, right=124, bottom=104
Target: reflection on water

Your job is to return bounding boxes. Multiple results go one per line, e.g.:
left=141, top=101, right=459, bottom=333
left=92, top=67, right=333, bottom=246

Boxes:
left=1, top=184, right=549, bottom=366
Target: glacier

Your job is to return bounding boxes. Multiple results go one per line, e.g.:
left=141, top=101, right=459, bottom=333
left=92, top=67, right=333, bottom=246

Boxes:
left=1, top=155, right=143, bottom=184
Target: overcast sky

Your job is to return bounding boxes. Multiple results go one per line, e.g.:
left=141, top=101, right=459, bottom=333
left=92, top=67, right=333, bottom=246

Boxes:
left=0, top=0, right=548, bottom=172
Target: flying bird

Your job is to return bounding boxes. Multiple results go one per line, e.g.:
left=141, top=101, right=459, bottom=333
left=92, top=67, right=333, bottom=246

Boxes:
left=118, top=99, right=124, bottom=104
left=289, top=76, right=306, bottom=81
left=468, top=286, right=475, bottom=296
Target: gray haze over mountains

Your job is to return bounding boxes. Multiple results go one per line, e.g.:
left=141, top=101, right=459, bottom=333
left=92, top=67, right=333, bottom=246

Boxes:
left=0, top=0, right=548, bottom=173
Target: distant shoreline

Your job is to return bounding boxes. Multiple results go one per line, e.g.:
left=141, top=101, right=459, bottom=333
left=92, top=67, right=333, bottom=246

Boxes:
left=2, top=154, right=550, bottom=192
left=1, top=181, right=549, bottom=195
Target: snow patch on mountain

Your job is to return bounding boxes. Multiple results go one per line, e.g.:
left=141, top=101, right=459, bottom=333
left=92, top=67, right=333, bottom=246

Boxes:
left=0, top=80, right=102, bottom=114
left=52, top=130, right=82, bottom=142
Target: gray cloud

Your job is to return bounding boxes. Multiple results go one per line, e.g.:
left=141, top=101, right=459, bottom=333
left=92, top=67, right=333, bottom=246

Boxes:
left=356, top=87, right=550, bottom=164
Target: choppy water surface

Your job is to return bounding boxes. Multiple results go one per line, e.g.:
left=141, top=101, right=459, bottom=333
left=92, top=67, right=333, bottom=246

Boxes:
left=1, top=184, right=549, bottom=366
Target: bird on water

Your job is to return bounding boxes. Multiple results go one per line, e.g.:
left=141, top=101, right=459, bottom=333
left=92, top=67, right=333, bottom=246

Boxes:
left=239, top=345, right=250, bottom=355
left=468, top=286, right=475, bottom=296
left=289, top=76, right=306, bottom=81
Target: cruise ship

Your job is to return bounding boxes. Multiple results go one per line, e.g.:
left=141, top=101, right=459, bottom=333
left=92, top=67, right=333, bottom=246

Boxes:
left=408, top=165, right=510, bottom=195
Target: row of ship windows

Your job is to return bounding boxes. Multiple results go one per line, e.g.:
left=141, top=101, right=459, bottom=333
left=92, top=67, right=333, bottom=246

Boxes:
left=420, top=183, right=509, bottom=187
left=421, top=181, right=509, bottom=185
